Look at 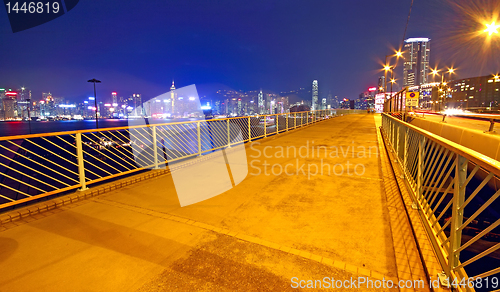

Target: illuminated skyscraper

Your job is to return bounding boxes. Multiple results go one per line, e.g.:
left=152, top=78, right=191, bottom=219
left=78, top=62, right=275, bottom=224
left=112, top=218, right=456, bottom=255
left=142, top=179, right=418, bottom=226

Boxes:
left=170, top=81, right=176, bottom=116
left=258, top=89, right=264, bottom=114
left=312, top=80, right=318, bottom=110
left=403, top=38, right=430, bottom=87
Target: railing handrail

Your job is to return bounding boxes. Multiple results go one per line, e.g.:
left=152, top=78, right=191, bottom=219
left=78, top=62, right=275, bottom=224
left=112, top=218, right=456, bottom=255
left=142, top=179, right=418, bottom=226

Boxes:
left=0, top=109, right=345, bottom=141
left=383, top=113, right=500, bottom=177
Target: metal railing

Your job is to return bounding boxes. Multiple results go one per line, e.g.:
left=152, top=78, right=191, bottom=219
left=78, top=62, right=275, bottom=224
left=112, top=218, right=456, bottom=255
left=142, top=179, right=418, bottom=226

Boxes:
left=381, top=113, right=500, bottom=291
left=384, top=87, right=407, bottom=113
left=0, top=109, right=364, bottom=210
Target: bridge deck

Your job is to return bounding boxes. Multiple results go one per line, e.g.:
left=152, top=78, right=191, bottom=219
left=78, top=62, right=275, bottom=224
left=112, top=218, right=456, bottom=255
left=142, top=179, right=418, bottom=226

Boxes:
left=0, top=114, right=428, bottom=291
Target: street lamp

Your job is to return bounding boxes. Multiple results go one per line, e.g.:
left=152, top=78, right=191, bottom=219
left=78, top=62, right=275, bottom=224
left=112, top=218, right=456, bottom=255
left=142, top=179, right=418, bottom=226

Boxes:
left=447, top=67, right=456, bottom=80
left=430, top=68, right=440, bottom=82
left=87, top=78, right=101, bottom=129
left=383, top=50, right=404, bottom=93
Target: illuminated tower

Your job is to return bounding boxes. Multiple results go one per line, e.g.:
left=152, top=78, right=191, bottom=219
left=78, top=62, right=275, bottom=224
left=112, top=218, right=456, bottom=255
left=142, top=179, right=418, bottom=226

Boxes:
left=170, top=81, right=176, bottom=116
left=258, top=89, right=264, bottom=114
left=312, top=80, right=318, bottom=110
left=403, top=38, right=430, bottom=87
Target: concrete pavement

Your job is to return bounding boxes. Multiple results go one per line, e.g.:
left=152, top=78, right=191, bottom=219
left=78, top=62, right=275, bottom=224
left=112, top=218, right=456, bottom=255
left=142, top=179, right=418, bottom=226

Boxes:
left=0, top=114, right=411, bottom=291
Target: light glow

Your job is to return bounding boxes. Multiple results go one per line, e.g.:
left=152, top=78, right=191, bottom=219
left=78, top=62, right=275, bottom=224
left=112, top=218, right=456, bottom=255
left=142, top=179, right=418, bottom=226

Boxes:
left=484, top=21, right=500, bottom=36
left=405, top=38, right=430, bottom=43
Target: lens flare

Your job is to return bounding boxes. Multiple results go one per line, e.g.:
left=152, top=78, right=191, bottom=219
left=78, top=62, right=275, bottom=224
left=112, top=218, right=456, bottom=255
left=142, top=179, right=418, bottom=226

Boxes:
left=437, top=0, right=500, bottom=75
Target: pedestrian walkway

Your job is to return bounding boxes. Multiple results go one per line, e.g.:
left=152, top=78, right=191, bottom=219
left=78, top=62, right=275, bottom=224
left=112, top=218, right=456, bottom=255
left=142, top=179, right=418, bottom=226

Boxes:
left=0, top=114, right=431, bottom=291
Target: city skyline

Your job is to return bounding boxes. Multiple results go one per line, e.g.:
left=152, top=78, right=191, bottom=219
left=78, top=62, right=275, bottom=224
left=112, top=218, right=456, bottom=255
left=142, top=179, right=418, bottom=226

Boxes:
left=2, top=0, right=498, bottom=104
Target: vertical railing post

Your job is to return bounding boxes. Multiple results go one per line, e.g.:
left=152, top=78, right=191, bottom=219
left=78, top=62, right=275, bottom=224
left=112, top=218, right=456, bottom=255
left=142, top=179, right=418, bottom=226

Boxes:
left=197, top=121, right=202, bottom=156
left=227, top=119, right=231, bottom=147
left=286, top=113, right=289, bottom=131
left=403, top=127, right=408, bottom=173
left=76, top=132, right=88, bottom=191
left=448, top=154, right=467, bottom=277
left=417, top=135, right=425, bottom=201
left=396, top=123, right=400, bottom=157
left=294, top=113, right=297, bottom=128
left=152, top=125, right=158, bottom=169
left=276, top=114, right=279, bottom=134
left=248, top=117, right=251, bottom=142
left=264, top=115, right=267, bottom=137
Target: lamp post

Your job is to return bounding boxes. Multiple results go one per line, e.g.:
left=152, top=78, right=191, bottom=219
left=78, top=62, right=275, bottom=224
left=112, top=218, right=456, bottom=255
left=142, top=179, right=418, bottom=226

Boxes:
left=26, top=98, right=32, bottom=134
left=383, top=50, right=403, bottom=93
left=87, top=78, right=101, bottom=129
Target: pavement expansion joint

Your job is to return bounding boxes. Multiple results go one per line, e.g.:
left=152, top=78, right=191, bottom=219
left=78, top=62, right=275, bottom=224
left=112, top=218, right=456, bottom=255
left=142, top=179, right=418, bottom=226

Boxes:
left=92, top=196, right=399, bottom=283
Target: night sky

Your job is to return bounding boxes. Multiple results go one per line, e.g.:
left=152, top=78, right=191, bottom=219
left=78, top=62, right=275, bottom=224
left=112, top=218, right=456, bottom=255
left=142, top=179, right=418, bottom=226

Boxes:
left=0, top=0, right=498, bottom=102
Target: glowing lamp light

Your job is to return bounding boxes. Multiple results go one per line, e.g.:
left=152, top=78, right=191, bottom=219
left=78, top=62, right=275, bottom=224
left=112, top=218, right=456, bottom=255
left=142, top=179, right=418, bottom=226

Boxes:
left=112, top=92, right=117, bottom=95
left=368, top=87, right=377, bottom=92
left=89, top=97, right=95, bottom=100
left=484, top=21, right=500, bottom=36
left=5, top=92, right=17, bottom=96
left=84, top=101, right=88, bottom=104
left=201, top=106, right=211, bottom=110
left=189, top=97, right=196, bottom=101
left=104, top=103, right=111, bottom=107
left=112, top=103, right=118, bottom=106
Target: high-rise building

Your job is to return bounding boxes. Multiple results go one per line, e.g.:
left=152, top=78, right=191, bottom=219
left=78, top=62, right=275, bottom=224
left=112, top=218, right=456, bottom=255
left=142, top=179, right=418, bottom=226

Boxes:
left=258, top=89, right=264, bottom=114
left=312, top=80, right=318, bottom=110
left=170, top=81, right=176, bottom=116
left=403, top=38, right=430, bottom=87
